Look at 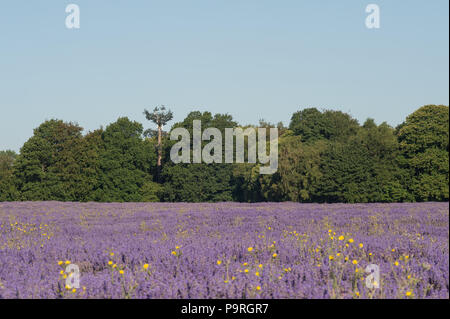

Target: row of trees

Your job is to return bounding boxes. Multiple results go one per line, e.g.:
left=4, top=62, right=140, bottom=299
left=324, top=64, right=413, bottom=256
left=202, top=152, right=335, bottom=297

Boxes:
left=0, top=105, right=448, bottom=203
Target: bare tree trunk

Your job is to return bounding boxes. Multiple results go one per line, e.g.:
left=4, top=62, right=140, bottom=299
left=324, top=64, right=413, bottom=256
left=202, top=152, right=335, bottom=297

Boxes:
left=157, top=124, right=162, bottom=180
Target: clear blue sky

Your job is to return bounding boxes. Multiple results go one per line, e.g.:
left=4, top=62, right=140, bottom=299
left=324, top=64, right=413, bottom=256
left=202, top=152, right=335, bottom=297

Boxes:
left=0, top=0, right=448, bottom=152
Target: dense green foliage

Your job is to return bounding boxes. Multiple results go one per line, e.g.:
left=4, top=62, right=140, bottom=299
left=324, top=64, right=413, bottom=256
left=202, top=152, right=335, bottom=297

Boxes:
left=0, top=105, right=448, bottom=203
left=93, top=117, right=157, bottom=202
left=0, top=150, right=18, bottom=201
left=396, top=105, right=449, bottom=201
left=161, top=111, right=237, bottom=202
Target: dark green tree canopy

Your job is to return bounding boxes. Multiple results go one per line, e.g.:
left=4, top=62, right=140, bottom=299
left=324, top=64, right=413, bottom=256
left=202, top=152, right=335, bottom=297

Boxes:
left=1, top=105, right=448, bottom=203
left=172, top=111, right=237, bottom=133
left=95, top=117, right=157, bottom=202
left=396, top=105, right=449, bottom=201
left=0, top=150, right=17, bottom=174
left=13, top=120, right=85, bottom=201
left=0, top=150, right=18, bottom=201
left=397, top=105, right=449, bottom=153
left=143, top=106, right=173, bottom=128
left=289, top=108, right=359, bottom=143
left=161, top=111, right=237, bottom=202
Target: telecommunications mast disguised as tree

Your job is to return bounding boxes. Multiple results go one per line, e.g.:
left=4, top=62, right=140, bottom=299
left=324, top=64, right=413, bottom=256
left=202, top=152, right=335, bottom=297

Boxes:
left=143, top=106, right=173, bottom=179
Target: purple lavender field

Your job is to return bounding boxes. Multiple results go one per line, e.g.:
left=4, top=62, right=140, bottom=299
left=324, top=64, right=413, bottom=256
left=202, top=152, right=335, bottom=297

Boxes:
left=0, top=202, right=448, bottom=299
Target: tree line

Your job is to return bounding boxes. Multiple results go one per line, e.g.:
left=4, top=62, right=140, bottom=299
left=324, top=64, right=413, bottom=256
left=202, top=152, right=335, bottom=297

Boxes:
left=0, top=104, right=448, bottom=203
